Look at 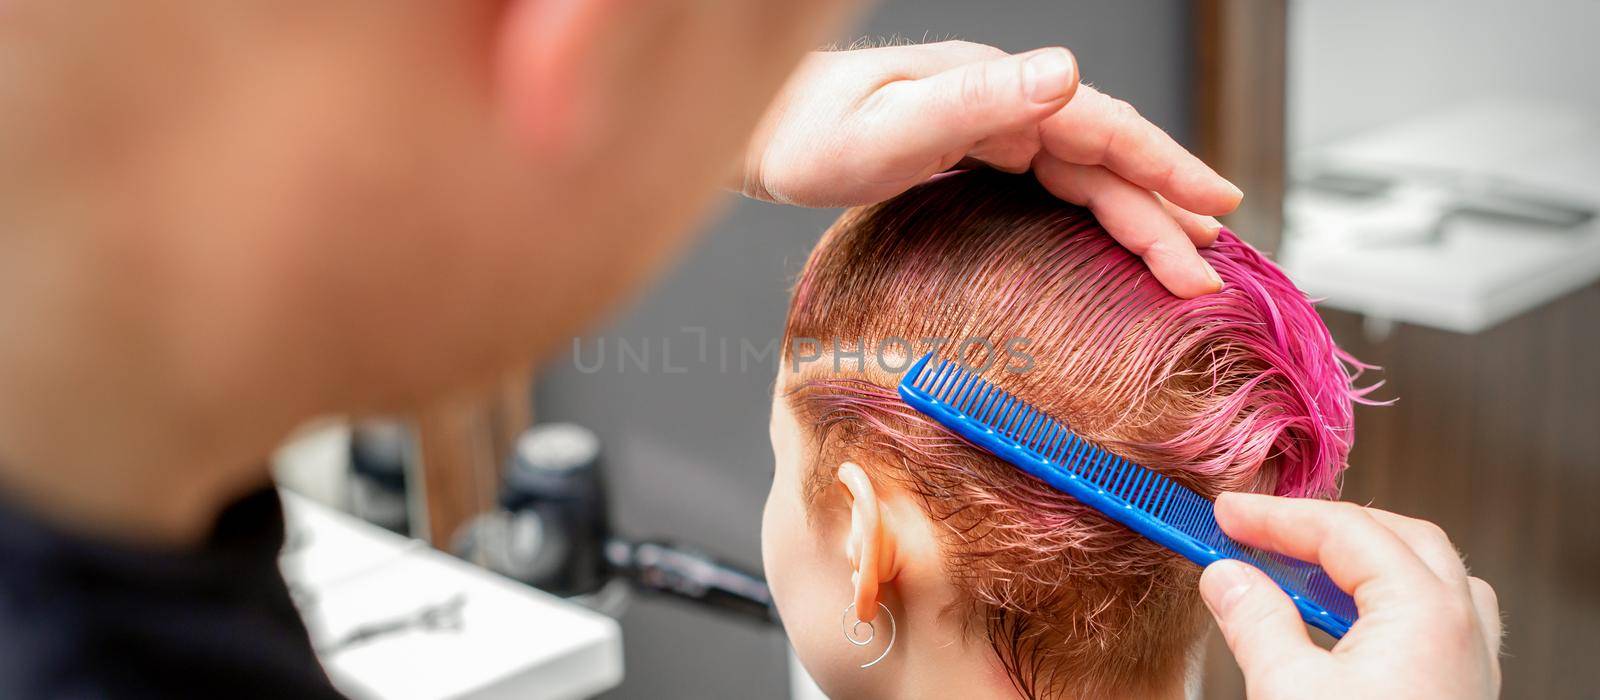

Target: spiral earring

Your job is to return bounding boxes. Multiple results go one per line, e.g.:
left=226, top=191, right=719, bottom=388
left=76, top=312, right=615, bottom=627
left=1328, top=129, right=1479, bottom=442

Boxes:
left=840, top=601, right=896, bottom=668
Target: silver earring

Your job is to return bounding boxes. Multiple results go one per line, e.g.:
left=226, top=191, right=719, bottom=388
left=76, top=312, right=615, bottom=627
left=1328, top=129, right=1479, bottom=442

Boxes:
left=841, top=601, right=896, bottom=668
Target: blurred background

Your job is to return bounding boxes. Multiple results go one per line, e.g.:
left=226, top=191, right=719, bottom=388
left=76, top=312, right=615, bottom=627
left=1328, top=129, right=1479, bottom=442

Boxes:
left=275, top=1, right=1600, bottom=697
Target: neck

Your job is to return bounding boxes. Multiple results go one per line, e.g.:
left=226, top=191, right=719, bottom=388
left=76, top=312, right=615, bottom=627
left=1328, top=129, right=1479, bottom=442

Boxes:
left=0, top=319, right=298, bottom=545
left=0, top=308, right=296, bottom=545
left=0, top=214, right=305, bottom=548
left=892, top=643, right=1191, bottom=700
left=883, top=588, right=1193, bottom=700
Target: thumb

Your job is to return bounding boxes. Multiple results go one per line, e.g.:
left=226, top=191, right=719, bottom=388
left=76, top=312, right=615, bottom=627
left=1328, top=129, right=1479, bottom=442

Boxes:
left=862, top=48, right=1078, bottom=175
left=1200, top=559, right=1321, bottom=679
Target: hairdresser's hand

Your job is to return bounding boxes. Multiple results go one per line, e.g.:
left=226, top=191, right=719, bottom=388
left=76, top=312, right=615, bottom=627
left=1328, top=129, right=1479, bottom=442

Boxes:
left=1034, top=85, right=1242, bottom=298
left=1201, top=493, right=1502, bottom=700
left=737, top=41, right=1241, bottom=298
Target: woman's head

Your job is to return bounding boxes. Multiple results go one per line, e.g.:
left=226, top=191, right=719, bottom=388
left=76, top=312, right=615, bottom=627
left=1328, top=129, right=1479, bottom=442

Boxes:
left=762, top=170, right=1374, bottom=698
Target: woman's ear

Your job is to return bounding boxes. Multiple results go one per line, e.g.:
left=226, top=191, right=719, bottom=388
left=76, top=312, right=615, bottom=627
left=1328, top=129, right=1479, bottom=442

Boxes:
left=836, top=462, right=900, bottom=622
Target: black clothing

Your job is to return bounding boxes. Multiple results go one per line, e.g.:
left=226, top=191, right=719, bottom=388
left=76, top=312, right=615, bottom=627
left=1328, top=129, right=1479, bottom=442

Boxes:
left=0, top=487, right=343, bottom=699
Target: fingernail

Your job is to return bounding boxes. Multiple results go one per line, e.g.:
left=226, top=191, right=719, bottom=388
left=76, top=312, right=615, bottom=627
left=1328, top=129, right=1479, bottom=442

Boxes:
left=1204, top=260, right=1223, bottom=290
left=1024, top=49, right=1076, bottom=103
left=1201, top=560, right=1255, bottom=617
left=1217, top=225, right=1233, bottom=239
left=1214, top=491, right=1264, bottom=520
left=1225, top=181, right=1244, bottom=203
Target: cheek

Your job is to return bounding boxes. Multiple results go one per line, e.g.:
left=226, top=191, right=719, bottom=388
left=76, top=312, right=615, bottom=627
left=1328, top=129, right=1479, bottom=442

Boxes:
left=759, top=479, right=785, bottom=600
left=760, top=467, right=856, bottom=696
left=760, top=466, right=807, bottom=624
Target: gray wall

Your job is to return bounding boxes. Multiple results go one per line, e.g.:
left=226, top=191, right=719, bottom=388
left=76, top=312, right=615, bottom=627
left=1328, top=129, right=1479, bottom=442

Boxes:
left=1288, top=0, right=1600, bottom=148
left=534, top=3, right=1193, bottom=697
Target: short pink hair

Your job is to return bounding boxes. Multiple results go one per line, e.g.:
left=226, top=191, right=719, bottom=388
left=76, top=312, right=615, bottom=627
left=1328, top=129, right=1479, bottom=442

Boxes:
left=781, top=170, right=1378, bottom=697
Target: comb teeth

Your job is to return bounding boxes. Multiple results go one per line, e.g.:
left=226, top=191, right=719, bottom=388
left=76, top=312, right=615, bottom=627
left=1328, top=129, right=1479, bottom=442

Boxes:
left=897, top=354, right=1358, bottom=638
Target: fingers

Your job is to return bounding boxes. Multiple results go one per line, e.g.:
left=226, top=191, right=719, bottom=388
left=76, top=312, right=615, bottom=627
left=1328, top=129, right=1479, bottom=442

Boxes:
left=861, top=47, right=1078, bottom=181
left=1211, top=493, right=1503, bottom=698
left=1212, top=493, right=1443, bottom=612
left=1040, top=83, right=1242, bottom=216
left=966, top=129, right=1042, bottom=173
left=1034, top=156, right=1222, bottom=298
left=1467, top=576, right=1504, bottom=669
left=1158, top=194, right=1224, bottom=247
left=1363, top=508, right=1470, bottom=587
left=1200, top=559, right=1323, bottom=679
left=890, top=39, right=1010, bottom=73
left=1358, top=508, right=1503, bottom=665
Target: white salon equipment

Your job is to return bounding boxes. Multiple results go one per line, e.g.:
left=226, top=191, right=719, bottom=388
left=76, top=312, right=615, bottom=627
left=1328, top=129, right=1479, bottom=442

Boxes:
left=279, top=490, right=624, bottom=700
left=1283, top=99, right=1600, bottom=334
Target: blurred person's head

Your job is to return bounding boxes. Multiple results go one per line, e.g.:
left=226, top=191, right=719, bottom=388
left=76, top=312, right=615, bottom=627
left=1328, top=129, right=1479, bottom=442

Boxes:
left=0, top=1, right=853, bottom=497
left=762, top=170, right=1372, bottom=698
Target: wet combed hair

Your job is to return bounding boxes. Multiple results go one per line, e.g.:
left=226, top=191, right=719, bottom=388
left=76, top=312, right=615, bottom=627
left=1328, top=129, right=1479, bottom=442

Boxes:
left=780, top=170, right=1379, bottom=698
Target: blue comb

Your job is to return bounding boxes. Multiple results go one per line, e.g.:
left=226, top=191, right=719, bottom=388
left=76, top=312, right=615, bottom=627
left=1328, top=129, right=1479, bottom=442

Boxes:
left=897, top=353, right=1357, bottom=638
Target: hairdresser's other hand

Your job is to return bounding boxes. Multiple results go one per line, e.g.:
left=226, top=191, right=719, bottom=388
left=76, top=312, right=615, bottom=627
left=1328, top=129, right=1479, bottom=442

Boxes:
left=735, top=42, right=1240, bottom=298
left=1200, top=493, right=1502, bottom=700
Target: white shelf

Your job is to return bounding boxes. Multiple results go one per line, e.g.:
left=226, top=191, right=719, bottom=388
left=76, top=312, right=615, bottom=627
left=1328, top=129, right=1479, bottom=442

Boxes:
left=1282, top=100, right=1600, bottom=334
left=280, top=491, right=624, bottom=700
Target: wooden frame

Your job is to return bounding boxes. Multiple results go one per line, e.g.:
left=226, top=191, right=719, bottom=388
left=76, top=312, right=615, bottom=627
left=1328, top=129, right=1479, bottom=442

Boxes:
left=411, top=367, right=533, bottom=546
left=1194, top=0, right=1288, bottom=253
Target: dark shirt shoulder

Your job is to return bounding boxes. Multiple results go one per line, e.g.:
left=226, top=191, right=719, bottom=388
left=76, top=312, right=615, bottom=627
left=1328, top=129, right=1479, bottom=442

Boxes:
left=0, top=486, right=343, bottom=699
